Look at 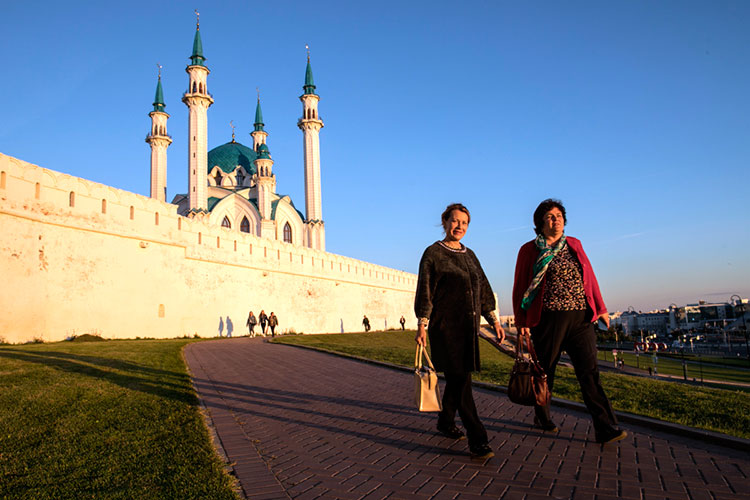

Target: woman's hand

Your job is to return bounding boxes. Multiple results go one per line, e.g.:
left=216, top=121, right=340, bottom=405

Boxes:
left=493, top=321, right=506, bottom=344
left=598, top=312, right=610, bottom=329
left=415, top=324, right=427, bottom=346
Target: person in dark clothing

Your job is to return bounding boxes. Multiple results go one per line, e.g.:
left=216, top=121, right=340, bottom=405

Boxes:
left=246, top=310, right=257, bottom=336
left=415, top=203, right=505, bottom=460
left=512, top=199, right=626, bottom=444
left=362, top=315, right=371, bottom=332
left=399, top=316, right=406, bottom=330
left=259, top=310, right=268, bottom=336
left=268, top=312, right=278, bottom=337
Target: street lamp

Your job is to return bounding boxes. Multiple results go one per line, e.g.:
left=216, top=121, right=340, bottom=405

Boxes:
left=730, top=295, right=748, bottom=365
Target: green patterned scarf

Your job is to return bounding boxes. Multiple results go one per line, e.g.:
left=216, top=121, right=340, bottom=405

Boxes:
left=520, top=233, right=567, bottom=310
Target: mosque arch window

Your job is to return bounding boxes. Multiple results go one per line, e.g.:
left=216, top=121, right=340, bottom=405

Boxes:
left=101, top=199, right=107, bottom=214
left=35, top=182, right=41, bottom=199
left=236, top=170, right=245, bottom=186
left=69, top=192, right=75, bottom=207
left=221, top=216, right=231, bottom=229
left=240, top=217, right=250, bottom=233
left=129, top=206, right=134, bottom=220
left=214, top=171, right=222, bottom=186
left=283, top=222, right=292, bottom=244
left=1, top=171, right=7, bottom=189
left=155, top=212, right=160, bottom=225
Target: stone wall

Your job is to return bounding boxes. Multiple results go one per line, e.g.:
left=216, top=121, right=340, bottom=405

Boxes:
left=0, top=153, right=417, bottom=343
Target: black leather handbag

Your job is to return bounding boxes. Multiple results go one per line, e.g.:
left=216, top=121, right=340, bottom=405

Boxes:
left=508, top=335, right=550, bottom=407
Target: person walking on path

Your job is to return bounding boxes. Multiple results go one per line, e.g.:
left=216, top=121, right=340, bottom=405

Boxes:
left=268, top=312, right=278, bottom=337
left=512, top=198, right=626, bottom=444
left=362, top=315, right=371, bottom=332
left=399, top=315, right=406, bottom=330
left=259, top=310, right=268, bottom=336
left=246, top=311, right=257, bottom=337
left=415, top=203, right=505, bottom=460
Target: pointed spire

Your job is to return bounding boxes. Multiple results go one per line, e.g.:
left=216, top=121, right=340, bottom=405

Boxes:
left=153, top=64, right=166, bottom=112
left=303, top=44, right=316, bottom=95
left=190, top=10, right=206, bottom=67
left=254, top=88, right=265, bottom=132
left=230, top=120, right=236, bottom=143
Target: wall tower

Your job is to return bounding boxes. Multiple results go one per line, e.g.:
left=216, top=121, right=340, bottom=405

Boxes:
left=297, top=49, right=325, bottom=250
left=146, top=66, right=172, bottom=202
left=182, top=14, right=214, bottom=211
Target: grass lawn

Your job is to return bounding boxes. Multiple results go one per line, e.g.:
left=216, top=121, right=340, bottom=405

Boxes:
left=0, top=339, right=239, bottom=500
left=597, top=350, right=750, bottom=384
left=274, top=331, right=750, bottom=440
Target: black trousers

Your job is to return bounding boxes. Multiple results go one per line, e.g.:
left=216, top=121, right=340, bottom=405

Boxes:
left=531, top=310, right=618, bottom=436
left=438, top=372, right=488, bottom=446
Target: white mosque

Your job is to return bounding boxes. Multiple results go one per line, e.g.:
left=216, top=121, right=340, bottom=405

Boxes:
left=146, top=18, right=325, bottom=251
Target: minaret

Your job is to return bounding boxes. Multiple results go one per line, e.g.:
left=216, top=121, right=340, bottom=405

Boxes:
left=254, top=143, right=276, bottom=239
left=297, top=47, right=325, bottom=250
left=182, top=12, right=214, bottom=211
left=146, top=65, right=172, bottom=202
left=250, top=90, right=268, bottom=152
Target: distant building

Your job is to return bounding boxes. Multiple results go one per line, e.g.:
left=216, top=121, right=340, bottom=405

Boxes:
left=611, top=298, right=749, bottom=337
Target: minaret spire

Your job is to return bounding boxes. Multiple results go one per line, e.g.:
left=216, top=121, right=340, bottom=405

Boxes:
left=146, top=64, right=172, bottom=202
left=250, top=88, right=268, bottom=152
left=182, top=12, right=214, bottom=212
left=298, top=46, right=325, bottom=250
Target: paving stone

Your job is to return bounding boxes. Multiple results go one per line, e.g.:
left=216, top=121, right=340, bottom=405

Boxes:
left=185, top=338, right=750, bottom=500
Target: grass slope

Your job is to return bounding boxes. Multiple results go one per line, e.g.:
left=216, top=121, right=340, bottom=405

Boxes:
left=0, top=340, right=239, bottom=500
left=274, top=331, right=750, bottom=440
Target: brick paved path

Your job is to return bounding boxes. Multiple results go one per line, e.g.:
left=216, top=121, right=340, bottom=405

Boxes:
left=184, top=338, right=749, bottom=500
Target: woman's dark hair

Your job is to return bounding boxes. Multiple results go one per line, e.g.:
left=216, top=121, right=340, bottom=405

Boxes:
left=533, top=198, right=566, bottom=235
left=441, top=203, right=471, bottom=231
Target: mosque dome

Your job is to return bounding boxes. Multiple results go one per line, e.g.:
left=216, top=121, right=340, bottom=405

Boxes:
left=207, top=141, right=257, bottom=175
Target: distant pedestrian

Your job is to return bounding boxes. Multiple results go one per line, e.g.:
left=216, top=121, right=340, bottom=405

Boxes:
left=268, top=312, right=278, bottom=337
left=246, top=311, right=257, bottom=336
left=362, top=315, right=371, bottom=332
left=259, top=310, right=268, bottom=336
left=513, top=199, right=626, bottom=444
left=399, top=315, right=406, bottom=330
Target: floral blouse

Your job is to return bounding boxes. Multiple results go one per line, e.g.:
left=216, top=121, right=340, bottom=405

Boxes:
left=542, top=244, right=587, bottom=311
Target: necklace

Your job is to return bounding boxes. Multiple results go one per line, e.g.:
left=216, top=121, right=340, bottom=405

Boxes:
left=438, top=240, right=466, bottom=253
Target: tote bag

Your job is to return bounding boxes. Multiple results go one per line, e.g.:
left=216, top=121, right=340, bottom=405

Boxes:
left=414, top=345, right=442, bottom=412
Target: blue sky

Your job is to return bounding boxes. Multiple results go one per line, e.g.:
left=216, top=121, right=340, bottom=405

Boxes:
left=2, top=1, right=748, bottom=314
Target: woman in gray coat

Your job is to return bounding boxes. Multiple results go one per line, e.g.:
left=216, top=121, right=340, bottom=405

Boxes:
left=415, top=203, right=505, bottom=460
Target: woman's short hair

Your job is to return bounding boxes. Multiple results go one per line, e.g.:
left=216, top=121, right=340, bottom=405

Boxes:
left=441, top=203, right=471, bottom=230
left=533, top=198, right=566, bottom=235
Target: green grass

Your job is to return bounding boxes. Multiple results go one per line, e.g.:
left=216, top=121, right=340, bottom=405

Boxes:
left=0, top=339, right=239, bottom=500
left=597, top=350, right=750, bottom=384
left=274, top=331, right=750, bottom=440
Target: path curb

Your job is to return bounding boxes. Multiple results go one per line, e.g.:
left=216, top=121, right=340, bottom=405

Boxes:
left=272, top=339, right=750, bottom=453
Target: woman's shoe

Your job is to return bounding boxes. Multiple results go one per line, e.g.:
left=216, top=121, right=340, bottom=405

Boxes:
left=436, top=423, right=466, bottom=440
left=595, top=429, right=627, bottom=444
left=533, top=416, right=559, bottom=433
left=469, top=443, right=494, bottom=460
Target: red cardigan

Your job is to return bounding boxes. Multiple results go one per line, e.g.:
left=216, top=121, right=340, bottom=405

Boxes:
left=512, top=236, right=607, bottom=328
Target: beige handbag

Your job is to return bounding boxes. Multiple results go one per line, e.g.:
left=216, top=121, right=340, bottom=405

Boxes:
left=414, top=345, right=442, bottom=412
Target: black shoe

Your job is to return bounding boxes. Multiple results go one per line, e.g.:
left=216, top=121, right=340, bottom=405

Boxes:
left=437, top=423, right=466, bottom=440
left=469, top=443, right=494, bottom=460
left=533, top=416, right=559, bottom=433
left=596, top=429, right=627, bottom=444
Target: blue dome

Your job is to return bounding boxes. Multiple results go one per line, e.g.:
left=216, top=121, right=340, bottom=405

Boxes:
left=207, top=141, right=257, bottom=175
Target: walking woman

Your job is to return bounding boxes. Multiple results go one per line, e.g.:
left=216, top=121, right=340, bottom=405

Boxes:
left=415, top=203, right=505, bottom=459
left=512, top=199, right=626, bottom=444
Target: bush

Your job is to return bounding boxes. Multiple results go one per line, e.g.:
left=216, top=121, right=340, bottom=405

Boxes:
left=69, top=334, right=106, bottom=342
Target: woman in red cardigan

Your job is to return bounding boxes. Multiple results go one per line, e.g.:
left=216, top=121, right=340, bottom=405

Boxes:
left=512, top=199, right=626, bottom=444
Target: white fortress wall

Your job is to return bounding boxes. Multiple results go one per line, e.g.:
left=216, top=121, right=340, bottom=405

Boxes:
left=0, top=153, right=417, bottom=343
